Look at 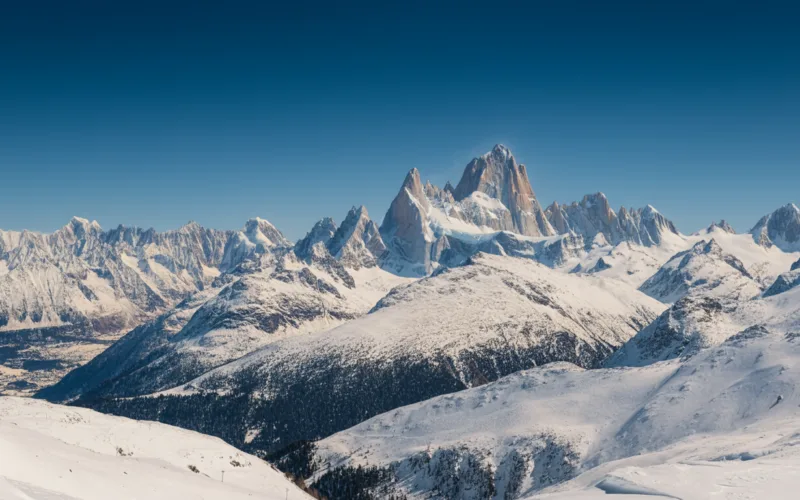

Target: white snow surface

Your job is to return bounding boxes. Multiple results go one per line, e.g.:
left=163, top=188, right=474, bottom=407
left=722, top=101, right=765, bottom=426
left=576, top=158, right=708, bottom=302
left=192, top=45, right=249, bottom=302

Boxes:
left=0, top=397, right=311, bottom=500
left=315, top=329, right=800, bottom=499
left=173, top=253, right=664, bottom=392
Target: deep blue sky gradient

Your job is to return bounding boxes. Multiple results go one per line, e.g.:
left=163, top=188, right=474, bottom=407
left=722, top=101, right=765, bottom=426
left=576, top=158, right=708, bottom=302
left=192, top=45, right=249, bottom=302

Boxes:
left=1, top=1, right=798, bottom=239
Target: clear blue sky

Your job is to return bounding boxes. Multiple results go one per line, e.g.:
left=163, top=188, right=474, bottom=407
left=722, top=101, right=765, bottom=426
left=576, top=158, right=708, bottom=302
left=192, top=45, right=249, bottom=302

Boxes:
left=1, top=1, right=798, bottom=240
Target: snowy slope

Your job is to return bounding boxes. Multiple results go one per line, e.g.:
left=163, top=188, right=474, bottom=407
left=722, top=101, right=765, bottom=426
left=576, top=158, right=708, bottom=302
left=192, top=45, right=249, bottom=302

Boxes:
left=65, top=253, right=663, bottom=456
left=0, top=397, right=311, bottom=500
left=308, top=328, right=800, bottom=499
left=694, top=223, right=800, bottom=287
left=39, top=251, right=413, bottom=402
left=608, top=282, right=800, bottom=367
left=607, top=234, right=800, bottom=366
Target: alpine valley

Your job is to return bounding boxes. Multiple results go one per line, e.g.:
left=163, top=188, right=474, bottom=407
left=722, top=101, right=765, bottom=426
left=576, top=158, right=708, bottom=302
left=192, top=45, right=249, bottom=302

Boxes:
left=3, top=145, right=800, bottom=499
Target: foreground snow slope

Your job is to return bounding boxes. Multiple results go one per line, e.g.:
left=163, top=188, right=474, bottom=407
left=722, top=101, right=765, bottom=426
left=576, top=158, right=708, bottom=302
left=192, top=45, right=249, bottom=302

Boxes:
left=530, top=420, right=800, bottom=499
left=0, top=397, right=311, bottom=500
left=311, top=327, right=800, bottom=499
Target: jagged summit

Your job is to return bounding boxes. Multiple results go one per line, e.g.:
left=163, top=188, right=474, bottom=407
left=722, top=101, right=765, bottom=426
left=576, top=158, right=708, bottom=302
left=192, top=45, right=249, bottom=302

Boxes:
left=294, top=217, right=338, bottom=260
left=485, top=143, right=512, bottom=160
left=452, top=145, right=554, bottom=237
left=328, top=206, right=386, bottom=269
left=545, top=195, right=680, bottom=248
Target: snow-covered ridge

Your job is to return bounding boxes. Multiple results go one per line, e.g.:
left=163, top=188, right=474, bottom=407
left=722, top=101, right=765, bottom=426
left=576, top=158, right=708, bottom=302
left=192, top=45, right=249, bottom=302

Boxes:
left=0, top=397, right=312, bottom=500
left=545, top=193, right=679, bottom=248
left=310, top=328, right=800, bottom=499
left=0, top=216, right=294, bottom=396
left=639, top=238, right=761, bottom=304
left=0, top=216, right=292, bottom=334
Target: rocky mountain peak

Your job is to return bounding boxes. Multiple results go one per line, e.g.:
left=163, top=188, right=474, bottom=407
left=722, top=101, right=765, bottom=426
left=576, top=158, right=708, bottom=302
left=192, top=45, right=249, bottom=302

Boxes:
left=580, top=193, right=616, bottom=221
left=701, top=238, right=723, bottom=254
left=380, top=169, right=437, bottom=272
left=452, top=145, right=554, bottom=237
left=328, top=206, right=386, bottom=269
left=488, top=143, right=512, bottom=160
left=61, top=216, right=101, bottom=239
left=750, top=203, right=800, bottom=251
left=399, top=168, right=430, bottom=211
left=294, top=218, right=337, bottom=260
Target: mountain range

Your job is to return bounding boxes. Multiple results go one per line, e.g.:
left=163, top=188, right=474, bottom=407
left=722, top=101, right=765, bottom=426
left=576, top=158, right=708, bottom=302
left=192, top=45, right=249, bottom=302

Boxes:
left=2, top=145, right=800, bottom=499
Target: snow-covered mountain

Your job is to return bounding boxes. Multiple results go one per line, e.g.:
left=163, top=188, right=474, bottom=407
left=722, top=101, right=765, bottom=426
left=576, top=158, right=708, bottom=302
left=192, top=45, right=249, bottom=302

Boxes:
left=451, top=144, right=555, bottom=237
left=608, top=256, right=800, bottom=367
left=0, top=217, right=294, bottom=395
left=750, top=203, right=800, bottom=251
left=638, top=239, right=761, bottom=303
left=0, top=397, right=312, bottom=500
left=0, top=216, right=290, bottom=334
left=4, top=145, right=798, bottom=498
left=301, top=326, right=800, bottom=499
left=49, top=253, right=663, bottom=458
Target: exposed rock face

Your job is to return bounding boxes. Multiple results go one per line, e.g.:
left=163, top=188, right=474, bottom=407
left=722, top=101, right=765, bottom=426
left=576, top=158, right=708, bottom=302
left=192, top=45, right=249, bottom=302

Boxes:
left=379, top=168, right=435, bottom=272
left=327, top=206, right=387, bottom=269
left=293, top=218, right=337, bottom=260
left=545, top=194, right=680, bottom=248
left=750, top=203, right=800, bottom=251
left=452, top=144, right=554, bottom=237
left=793, top=259, right=800, bottom=272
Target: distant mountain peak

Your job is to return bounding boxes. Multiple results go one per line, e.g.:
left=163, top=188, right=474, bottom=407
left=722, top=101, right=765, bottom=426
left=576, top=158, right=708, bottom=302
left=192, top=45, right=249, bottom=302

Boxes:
left=294, top=217, right=338, bottom=260
left=452, top=145, right=554, bottom=237
left=63, top=216, right=101, bottom=234
left=707, top=220, right=736, bottom=234
left=328, top=205, right=386, bottom=269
